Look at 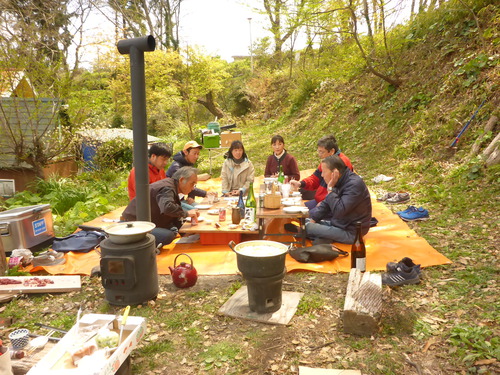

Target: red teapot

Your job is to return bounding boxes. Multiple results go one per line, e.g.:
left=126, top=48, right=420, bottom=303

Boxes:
left=169, top=253, right=198, bottom=288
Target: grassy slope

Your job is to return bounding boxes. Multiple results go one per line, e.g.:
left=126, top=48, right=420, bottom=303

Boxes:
left=225, top=1, right=499, bottom=370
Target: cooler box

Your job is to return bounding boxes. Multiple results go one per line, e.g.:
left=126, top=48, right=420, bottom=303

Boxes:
left=220, top=132, right=242, bottom=147
left=0, top=204, right=54, bottom=253
left=203, top=134, right=220, bottom=148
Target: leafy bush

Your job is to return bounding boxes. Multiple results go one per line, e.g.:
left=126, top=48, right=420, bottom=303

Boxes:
left=93, top=138, right=133, bottom=171
left=449, top=324, right=500, bottom=364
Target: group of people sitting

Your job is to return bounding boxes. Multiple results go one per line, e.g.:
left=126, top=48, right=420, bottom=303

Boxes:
left=122, top=134, right=372, bottom=247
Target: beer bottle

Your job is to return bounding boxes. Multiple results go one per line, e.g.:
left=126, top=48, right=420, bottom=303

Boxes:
left=245, top=182, right=257, bottom=222
left=277, top=165, right=284, bottom=184
left=350, top=221, right=366, bottom=272
left=237, top=188, right=245, bottom=218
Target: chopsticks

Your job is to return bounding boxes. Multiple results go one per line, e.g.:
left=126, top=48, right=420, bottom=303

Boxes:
left=26, top=329, right=56, bottom=357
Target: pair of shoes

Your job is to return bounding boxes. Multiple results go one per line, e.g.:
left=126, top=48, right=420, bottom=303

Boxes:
left=397, top=206, right=429, bottom=221
left=386, top=192, right=410, bottom=204
left=382, top=267, right=421, bottom=286
left=386, top=257, right=421, bottom=274
left=377, top=192, right=396, bottom=202
left=284, top=223, right=299, bottom=233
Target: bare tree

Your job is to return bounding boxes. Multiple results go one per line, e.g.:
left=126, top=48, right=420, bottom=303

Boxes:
left=103, top=0, right=183, bottom=50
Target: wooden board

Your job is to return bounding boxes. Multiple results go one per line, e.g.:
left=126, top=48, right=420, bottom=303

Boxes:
left=0, top=276, right=81, bottom=294
left=299, top=367, right=361, bottom=375
left=218, top=286, right=303, bottom=325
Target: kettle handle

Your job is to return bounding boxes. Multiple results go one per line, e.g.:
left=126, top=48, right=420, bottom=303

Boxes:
left=174, top=253, right=194, bottom=268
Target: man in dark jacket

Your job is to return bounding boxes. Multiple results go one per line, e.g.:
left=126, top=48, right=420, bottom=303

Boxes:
left=305, top=155, right=371, bottom=244
left=290, top=134, right=353, bottom=216
left=122, top=167, right=199, bottom=246
left=166, top=141, right=207, bottom=209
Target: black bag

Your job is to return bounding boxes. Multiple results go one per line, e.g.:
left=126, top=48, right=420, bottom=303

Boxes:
left=288, top=243, right=349, bottom=263
left=51, top=230, right=107, bottom=253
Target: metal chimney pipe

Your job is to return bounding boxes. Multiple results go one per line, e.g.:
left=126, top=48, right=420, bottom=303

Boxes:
left=117, top=36, right=156, bottom=221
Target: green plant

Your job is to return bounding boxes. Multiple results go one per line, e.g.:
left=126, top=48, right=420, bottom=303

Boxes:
left=198, top=341, right=241, bottom=371
left=296, top=293, right=325, bottom=316
left=449, top=324, right=500, bottom=364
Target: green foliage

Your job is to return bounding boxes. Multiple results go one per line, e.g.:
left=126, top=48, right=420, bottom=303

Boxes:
left=402, top=92, right=433, bottom=112
left=449, top=325, right=500, bottom=364
left=198, top=341, right=241, bottom=371
left=296, top=293, right=325, bottom=316
left=93, top=138, right=133, bottom=171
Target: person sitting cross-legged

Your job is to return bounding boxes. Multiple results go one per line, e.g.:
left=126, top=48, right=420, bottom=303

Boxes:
left=121, top=166, right=200, bottom=247
left=305, top=154, right=371, bottom=245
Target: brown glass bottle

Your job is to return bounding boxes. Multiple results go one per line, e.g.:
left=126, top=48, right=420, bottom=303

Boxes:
left=350, top=221, right=366, bottom=271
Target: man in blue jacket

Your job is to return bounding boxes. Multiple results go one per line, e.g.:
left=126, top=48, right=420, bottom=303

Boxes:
left=305, top=155, right=371, bottom=244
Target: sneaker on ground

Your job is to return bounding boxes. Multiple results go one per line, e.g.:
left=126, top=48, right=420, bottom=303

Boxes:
left=377, top=192, right=397, bottom=202
left=382, top=268, right=420, bottom=286
left=386, top=257, right=421, bottom=274
left=397, top=206, right=429, bottom=221
left=386, top=192, right=410, bottom=204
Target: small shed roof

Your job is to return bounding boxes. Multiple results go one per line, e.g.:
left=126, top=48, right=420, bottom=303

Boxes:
left=0, top=69, right=36, bottom=97
left=77, top=128, right=160, bottom=143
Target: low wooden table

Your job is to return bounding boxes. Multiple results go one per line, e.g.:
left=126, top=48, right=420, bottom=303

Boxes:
left=179, top=199, right=258, bottom=244
left=256, top=205, right=308, bottom=246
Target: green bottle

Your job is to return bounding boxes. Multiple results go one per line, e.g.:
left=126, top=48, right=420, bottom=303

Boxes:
left=277, top=165, right=284, bottom=184
left=245, top=182, right=257, bottom=222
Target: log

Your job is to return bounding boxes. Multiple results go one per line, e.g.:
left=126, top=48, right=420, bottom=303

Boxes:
left=470, top=116, right=498, bottom=156
left=482, top=131, right=500, bottom=167
left=343, top=269, right=382, bottom=336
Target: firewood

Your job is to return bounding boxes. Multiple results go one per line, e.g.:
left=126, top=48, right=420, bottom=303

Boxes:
left=342, top=268, right=382, bottom=336
left=483, top=132, right=500, bottom=167
left=470, top=115, right=498, bottom=156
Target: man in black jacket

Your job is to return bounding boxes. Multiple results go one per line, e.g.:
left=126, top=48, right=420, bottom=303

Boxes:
left=305, top=155, right=371, bottom=244
left=122, top=167, right=199, bottom=246
left=166, top=141, right=208, bottom=210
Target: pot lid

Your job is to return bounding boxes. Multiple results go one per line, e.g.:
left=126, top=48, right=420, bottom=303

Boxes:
left=105, top=221, right=155, bottom=236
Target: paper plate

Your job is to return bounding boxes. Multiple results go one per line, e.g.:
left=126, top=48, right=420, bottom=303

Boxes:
left=185, top=216, right=205, bottom=222
left=207, top=209, right=219, bottom=215
left=283, top=206, right=308, bottom=214
left=196, top=205, right=212, bottom=210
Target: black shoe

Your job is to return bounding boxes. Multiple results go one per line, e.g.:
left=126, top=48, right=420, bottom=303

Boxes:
left=284, top=223, right=299, bottom=233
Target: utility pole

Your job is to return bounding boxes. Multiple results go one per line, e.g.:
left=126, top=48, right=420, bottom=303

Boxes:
left=248, top=17, right=253, bottom=73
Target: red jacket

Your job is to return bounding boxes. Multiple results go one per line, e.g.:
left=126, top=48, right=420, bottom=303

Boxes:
left=127, top=163, right=166, bottom=200
left=301, top=152, right=353, bottom=203
left=264, top=151, right=300, bottom=181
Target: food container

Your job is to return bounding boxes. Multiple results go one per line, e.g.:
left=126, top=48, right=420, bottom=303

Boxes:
left=9, top=328, right=30, bottom=349
left=104, top=222, right=155, bottom=244
left=0, top=204, right=54, bottom=254
left=229, top=240, right=288, bottom=278
left=263, top=194, right=281, bottom=209
left=27, top=313, right=146, bottom=375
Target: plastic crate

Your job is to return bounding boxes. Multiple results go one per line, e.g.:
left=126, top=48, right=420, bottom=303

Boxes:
left=200, top=232, right=241, bottom=245
left=203, top=134, right=220, bottom=148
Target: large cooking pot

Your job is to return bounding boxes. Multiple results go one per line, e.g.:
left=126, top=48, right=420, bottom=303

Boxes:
left=104, top=221, right=156, bottom=244
left=229, top=240, right=288, bottom=278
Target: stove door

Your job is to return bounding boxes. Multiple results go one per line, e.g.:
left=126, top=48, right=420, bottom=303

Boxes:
left=101, top=255, right=137, bottom=290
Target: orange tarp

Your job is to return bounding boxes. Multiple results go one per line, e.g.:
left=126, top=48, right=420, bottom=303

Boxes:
left=30, top=171, right=451, bottom=276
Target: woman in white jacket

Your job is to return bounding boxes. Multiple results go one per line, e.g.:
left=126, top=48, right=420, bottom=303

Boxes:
left=221, top=140, right=255, bottom=196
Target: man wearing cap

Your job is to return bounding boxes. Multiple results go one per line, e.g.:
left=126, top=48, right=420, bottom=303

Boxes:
left=167, top=141, right=208, bottom=209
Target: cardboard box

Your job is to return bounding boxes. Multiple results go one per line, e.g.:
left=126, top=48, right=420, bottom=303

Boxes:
left=27, top=313, right=147, bottom=375
left=220, top=132, right=242, bottom=148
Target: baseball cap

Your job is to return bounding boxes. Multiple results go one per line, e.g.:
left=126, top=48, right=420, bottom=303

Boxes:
left=183, top=140, right=203, bottom=151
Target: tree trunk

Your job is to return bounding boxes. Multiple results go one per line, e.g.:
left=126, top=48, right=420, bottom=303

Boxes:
left=197, top=92, right=225, bottom=119
left=469, top=116, right=498, bottom=157
left=363, top=0, right=374, bottom=47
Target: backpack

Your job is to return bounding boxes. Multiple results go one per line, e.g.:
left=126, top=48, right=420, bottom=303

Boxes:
left=51, top=230, right=107, bottom=253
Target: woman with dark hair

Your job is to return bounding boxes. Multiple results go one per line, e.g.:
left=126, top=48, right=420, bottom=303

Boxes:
left=221, top=140, right=255, bottom=196
left=264, top=135, right=300, bottom=181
